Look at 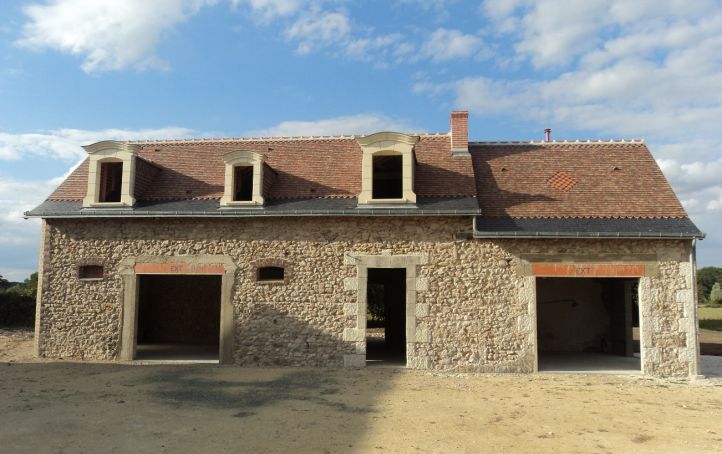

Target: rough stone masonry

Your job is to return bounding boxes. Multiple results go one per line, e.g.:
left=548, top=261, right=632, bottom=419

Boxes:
left=35, top=216, right=697, bottom=377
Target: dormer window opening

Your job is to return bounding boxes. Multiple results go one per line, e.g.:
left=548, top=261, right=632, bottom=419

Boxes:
left=233, top=165, right=254, bottom=201
left=372, top=155, right=403, bottom=199
left=99, top=162, right=123, bottom=203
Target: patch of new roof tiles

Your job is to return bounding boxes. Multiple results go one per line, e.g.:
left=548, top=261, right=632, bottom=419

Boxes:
left=547, top=171, right=578, bottom=192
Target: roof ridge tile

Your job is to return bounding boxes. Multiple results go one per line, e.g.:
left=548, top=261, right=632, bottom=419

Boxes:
left=470, top=139, right=645, bottom=145
left=128, top=132, right=449, bottom=145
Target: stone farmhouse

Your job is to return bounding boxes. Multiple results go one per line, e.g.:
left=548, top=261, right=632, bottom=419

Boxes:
left=26, top=112, right=704, bottom=377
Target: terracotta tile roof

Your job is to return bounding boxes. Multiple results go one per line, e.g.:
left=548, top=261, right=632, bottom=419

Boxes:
left=48, top=134, right=477, bottom=201
left=49, top=159, right=89, bottom=201
left=46, top=135, right=689, bottom=221
left=471, top=141, right=688, bottom=219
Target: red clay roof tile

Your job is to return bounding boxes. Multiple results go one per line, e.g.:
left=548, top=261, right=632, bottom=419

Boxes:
left=48, top=134, right=477, bottom=201
left=47, top=135, right=689, bottom=220
left=470, top=142, right=687, bottom=219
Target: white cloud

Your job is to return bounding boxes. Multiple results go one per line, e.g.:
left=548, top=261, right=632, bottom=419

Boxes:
left=0, top=125, right=197, bottom=280
left=0, top=175, right=57, bottom=281
left=286, top=9, right=352, bottom=54
left=420, top=28, right=485, bottom=62
left=0, top=127, right=196, bottom=161
left=412, top=2, right=722, bottom=263
left=17, top=0, right=215, bottom=73
left=246, top=113, right=419, bottom=136
left=344, top=34, right=409, bottom=62
left=234, top=0, right=305, bottom=20
left=416, top=6, right=722, bottom=139
left=481, top=0, right=722, bottom=68
left=394, top=0, right=454, bottom=21
left=15, top=0, right=488, bottom=71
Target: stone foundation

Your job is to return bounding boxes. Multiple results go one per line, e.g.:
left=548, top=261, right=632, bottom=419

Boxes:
left=35, top=217, right=697, bottom=377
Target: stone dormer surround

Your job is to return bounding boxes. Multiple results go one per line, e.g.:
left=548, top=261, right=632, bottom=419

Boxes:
left=82, top=141, right=139, bottom=208
left=356, top=131, right=419, bottom=205
left=220, top=150, right=267, bottom=207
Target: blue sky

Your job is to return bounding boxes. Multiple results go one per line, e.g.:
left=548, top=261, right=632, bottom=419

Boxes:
left=1, top=0, right=721, bottom=281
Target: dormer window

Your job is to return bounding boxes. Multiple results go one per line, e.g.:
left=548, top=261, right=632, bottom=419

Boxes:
left=82, top=141, right=139, bottom=208
left=357, top=132, right=419, bottom=205
left=220, top=150, right=267, bottom=207
left=233, top=165, right=254, bottom=202
left=99, top=161, right=123, bottom=203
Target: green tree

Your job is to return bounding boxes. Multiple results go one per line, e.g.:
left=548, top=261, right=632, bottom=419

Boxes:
left=698, top=267, right=722, bottom=305
left=367, top=283, right=385, bottom=322
left=19, top=273, right=37, bottom=298
left=710, top=283, right=722, bottom=306
left=0, top=272, right=37, bottom=327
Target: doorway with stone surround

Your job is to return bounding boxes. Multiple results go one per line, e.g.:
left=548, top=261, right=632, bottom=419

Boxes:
left=118, top=256, right=237, bottom=364
left=343, top=253, right=429, bottom=369
left=135, top=274, right=222, bottom=361
left=366, top=268, right=407, bottom=365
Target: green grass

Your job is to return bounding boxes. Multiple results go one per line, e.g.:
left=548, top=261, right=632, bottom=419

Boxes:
left=699, top=306, right=722, bottom=332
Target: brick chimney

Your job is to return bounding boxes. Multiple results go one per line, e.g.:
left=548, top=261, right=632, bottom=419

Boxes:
left=450, top=111, right=470, bottom=156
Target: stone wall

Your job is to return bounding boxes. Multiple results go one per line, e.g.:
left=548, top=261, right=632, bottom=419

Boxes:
left=36, top=217, right=696, bottom=376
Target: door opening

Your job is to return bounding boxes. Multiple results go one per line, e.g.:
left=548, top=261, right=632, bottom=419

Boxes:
left=136, top=274, right=222, bottom=361
left=536, top=277, right=641, bottom=373
left=366, top=268, right=406, bottom=365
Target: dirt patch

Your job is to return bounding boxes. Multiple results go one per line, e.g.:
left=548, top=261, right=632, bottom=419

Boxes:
left=1, top=363, right=721, bottom=453
left=3, top=330, right=722, bottom=453
left=0, top=328, right=35, bottom=362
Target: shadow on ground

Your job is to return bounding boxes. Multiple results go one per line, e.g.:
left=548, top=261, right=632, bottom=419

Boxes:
left=0, top=362, right=399, bottom=453
left=146, top=367, right=371, bottom=418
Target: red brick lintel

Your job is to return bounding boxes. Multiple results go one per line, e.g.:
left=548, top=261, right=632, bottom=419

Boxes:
left=134, top=262, right=226, bottom=275
left=531, top=263, right=645, bottom=278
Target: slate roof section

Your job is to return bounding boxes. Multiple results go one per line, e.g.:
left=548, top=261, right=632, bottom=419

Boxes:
left=474, top=217, right=704, bottom=239
left=470, top=141, right=688, bottom=219
left=25, top=197, right=481, bottom=218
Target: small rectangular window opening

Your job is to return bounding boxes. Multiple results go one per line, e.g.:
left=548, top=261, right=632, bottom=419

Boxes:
left=79, top=265, right=104, bottom=280
left=372, top=155, right=403, bottom=199
left=233, top=166, right=254, bottom=201
left=257, top=266, right=284, bottom=282
left=99, top=162, right=123, bottom=203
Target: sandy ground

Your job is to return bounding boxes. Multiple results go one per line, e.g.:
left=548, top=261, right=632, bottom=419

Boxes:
left=2, top=329, right=722, bottom=454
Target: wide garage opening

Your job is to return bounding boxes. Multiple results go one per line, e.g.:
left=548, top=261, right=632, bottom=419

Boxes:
left=537, top=277, right=640, bottom=373
left=136, top=275, right=222, bottom=361
left=366, top=268, right=406, bottom=365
